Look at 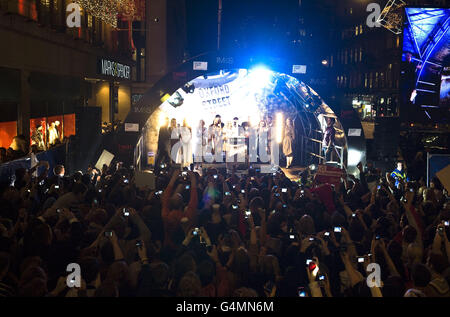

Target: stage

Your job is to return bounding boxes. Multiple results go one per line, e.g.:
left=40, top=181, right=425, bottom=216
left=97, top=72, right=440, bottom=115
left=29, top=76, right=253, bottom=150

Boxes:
left=281, top=166, right=305, bottom=182
left=148, top=162, right=305, bottom=183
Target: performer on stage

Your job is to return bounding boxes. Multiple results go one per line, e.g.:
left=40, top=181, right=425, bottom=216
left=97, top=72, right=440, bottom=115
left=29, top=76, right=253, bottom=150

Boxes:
left=194, top=119, right=206, bottom=165
left=208, top=115, right=224, bottom=161
left=322, top=117, right=336, bottom=162
left=169, top=118, right=180, bottom=164
left=266, top=115, right=276, bottom=166
left=247, top=119, right=258, bottom=162
left=283, top=118, right=295, bottom=168
left=258, top=119, right=268, bottom=162
left=155, top=116, right=171, bottom=168
left=178, top=119, right=193, bottom=168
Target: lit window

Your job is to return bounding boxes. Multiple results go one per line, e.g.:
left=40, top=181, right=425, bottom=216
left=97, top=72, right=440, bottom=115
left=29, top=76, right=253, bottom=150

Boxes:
left=88, top=15, right=93, bottom=28
left=41, top=0, right=50, bottom=7
left=355, top=26, right=359, bottom=36
left=359, top=25, right=363, bottom=34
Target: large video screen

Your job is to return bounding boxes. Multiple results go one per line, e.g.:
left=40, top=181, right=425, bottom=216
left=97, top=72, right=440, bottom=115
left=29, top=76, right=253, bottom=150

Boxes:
left=401, top=8, right=450, bottom=120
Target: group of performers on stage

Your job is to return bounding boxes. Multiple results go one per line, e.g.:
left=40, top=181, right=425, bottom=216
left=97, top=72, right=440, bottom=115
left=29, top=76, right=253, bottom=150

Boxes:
left=156, top=114, right=297, bottom=169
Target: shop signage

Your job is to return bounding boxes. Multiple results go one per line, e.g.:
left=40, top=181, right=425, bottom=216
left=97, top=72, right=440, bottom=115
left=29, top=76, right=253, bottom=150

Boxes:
left=98, top=58, right=131, bottom=80
left=125, top=123, right=139, bottom=132
left=348, top=128, right=362, bottom=136
left=292, top=65, right=307, bottom=74
left=193, top=61, right=208, bottom=71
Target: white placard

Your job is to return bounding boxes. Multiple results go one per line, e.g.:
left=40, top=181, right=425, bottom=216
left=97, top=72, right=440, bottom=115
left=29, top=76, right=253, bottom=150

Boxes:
left=125, top=123, right=139, bottom=132
left=193, top=61, right=208, bottom=71
left=348, top=128, right=362, bottom=136
left=292, top=65, right=307, bottom=74
left=95, top=150, right=115, bottom=171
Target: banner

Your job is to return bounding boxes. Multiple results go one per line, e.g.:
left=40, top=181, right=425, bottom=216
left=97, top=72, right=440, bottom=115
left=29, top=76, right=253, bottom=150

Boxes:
left=315, top=164, right=344, bottom=187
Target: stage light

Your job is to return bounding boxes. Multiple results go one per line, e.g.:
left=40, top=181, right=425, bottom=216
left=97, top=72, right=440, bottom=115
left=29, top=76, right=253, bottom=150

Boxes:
left=160, top=93, right=171, bottom=103
left=321, top=60, right=328, bottom=66
left=348, top=149, right=362, bottom=166
left=275, top=112, right=283, bottom=144
left=249, top=114, right=261, bottom=127
left=249, top=66, right=273, bottom=89
left=182, top=83, right=195, bottom=94
left=158, top=111, right=168, bottom=128
left=238, top=69, right=248, bottom=77
left=309, top=164, right=316, bottom=171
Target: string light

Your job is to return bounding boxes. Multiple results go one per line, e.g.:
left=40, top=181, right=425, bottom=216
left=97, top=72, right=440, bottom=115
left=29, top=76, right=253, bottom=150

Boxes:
left=74, top=0, right=136, bottom=27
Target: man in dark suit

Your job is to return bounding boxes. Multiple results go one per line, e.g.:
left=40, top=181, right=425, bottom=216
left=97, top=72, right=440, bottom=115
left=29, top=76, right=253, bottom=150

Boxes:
left=156, top=117, right=171, bottom=168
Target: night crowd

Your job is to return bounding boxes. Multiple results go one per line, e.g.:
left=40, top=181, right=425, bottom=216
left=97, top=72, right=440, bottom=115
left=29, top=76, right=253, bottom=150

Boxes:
left=0, top=158, right=449, bottom=297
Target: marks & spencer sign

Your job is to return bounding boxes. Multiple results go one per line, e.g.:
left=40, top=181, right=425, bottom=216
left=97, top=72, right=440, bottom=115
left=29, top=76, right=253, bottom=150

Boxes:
left=98, top=58, right=131, bottom=80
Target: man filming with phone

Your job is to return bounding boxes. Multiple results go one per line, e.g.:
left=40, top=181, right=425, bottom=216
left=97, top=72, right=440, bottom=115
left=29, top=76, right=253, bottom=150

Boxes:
left=162, top=170, right=198, bottom=248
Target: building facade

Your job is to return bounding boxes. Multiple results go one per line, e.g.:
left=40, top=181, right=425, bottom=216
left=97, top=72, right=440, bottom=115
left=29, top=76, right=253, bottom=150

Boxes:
left=0, top=0, right=187, bottom=151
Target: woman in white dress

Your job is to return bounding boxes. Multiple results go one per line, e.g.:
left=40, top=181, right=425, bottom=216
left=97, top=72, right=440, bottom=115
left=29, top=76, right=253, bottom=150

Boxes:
left=179, top=119, right=193, bottom=167
left=194, top=120, right=206, bottom=165
left=208, top=115, right=224, bottom=162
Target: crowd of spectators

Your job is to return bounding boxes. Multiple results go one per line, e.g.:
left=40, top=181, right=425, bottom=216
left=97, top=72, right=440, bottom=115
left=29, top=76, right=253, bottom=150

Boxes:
left=0, top=159, right=449, bottom=297
left=0, top=135, right=28, bottom=164
left=1, top=134, right=69, bottom=165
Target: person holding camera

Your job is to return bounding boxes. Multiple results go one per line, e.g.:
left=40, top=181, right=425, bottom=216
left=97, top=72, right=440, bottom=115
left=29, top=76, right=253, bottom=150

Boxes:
left=161, top=170, right=198, bottom=248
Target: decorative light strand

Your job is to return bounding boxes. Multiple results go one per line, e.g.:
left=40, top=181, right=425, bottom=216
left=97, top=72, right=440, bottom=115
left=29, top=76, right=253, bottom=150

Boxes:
left=74, top=0, right=129, bottom=27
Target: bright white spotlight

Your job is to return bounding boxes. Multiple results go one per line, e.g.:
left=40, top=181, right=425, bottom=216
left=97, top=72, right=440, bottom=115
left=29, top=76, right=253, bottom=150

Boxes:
left=158, top=111, right=168, bottom=128
left=275, top=112, right=283, bottom=144
left=348, top=149, right=362, bottom=166
left=249, top=114, right=261, bottom=127
left=248, top=66, right=273, bottom=89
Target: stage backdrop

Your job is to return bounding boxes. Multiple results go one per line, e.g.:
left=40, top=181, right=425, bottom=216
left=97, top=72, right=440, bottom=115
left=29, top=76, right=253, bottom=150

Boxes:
left=143, top=68, right=347, bottom=168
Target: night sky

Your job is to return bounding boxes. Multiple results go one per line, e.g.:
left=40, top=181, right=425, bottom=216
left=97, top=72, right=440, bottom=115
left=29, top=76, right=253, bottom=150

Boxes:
left=185, top=0, right=298, bottom=58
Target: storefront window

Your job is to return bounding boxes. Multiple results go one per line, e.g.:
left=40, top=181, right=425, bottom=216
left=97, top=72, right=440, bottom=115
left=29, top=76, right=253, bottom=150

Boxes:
left=0, top=121, right=17, bottom=149
left=29, top=114, right=76, bottom=151
left=14, top=0, right=38, bottom=21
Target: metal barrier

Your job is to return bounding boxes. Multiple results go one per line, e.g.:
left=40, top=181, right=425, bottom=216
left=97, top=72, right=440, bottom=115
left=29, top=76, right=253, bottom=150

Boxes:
left=0, top=142, right=68, bottom=183
left=302, top=135, right=344, bottom=169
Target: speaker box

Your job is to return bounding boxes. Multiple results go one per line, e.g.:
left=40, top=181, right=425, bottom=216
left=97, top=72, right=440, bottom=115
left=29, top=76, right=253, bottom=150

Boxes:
left=76, top=106, right=101, bottom=138
left=74, top=106, right=102, bottom=170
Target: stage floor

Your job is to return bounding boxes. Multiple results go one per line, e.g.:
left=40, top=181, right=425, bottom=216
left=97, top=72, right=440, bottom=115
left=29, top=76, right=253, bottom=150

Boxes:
left=145, top=164, right=305, bottom=182
left=281, top=166, right=305, bottom=182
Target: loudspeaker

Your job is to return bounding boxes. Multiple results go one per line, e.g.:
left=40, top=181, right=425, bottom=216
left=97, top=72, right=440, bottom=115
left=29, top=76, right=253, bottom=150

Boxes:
left=74, top=106, right=102, bottom=170
left=76, top=106, right=101, bottom=137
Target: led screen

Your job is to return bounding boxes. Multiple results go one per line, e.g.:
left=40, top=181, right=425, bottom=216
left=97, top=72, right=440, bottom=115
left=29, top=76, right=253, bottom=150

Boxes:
left=401, top=8, right=450, bottom=120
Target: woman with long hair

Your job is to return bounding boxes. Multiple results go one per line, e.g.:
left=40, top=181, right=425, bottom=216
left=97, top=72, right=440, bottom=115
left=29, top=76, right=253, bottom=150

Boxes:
left=178, top=119, right=193, bottom=168
left=283, top=118, right=295, bottom=168
left=194, top=120, right=206, bottom=166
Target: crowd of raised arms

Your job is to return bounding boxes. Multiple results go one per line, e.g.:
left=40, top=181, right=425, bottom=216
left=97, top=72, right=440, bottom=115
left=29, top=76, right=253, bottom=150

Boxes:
left=0, top=159, right=449, bottom=297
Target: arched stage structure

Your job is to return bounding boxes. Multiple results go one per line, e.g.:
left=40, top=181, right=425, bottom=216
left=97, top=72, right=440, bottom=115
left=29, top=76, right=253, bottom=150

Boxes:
left=120, top=51, right=366, bottom=175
